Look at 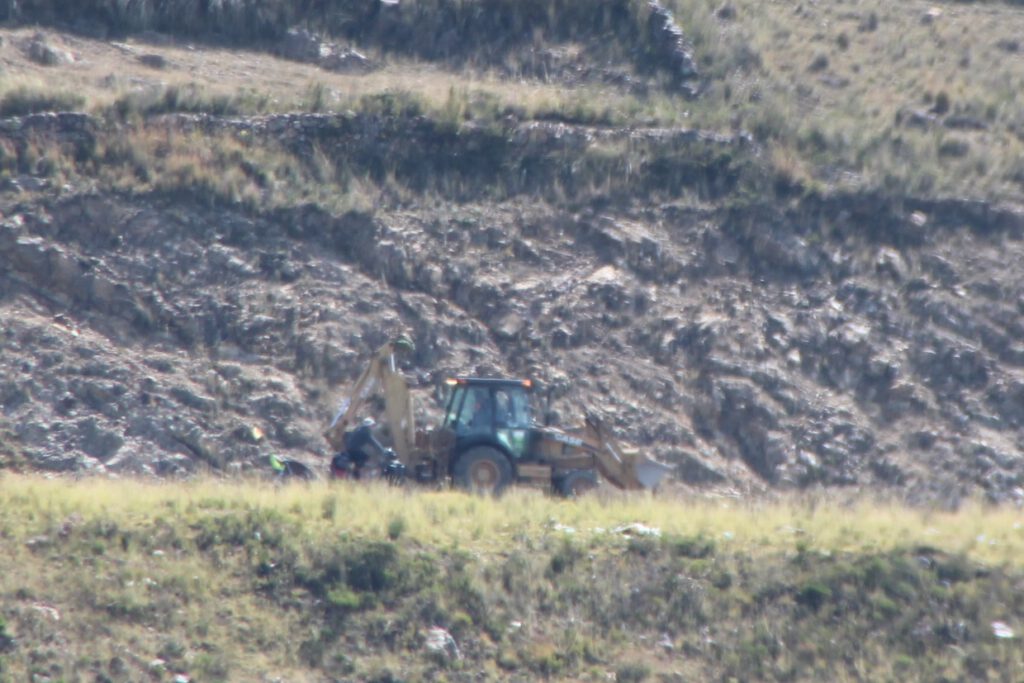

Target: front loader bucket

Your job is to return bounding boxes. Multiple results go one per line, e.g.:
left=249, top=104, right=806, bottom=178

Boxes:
left=583, top=414, right=674, bottom=491
left=632, top=455, right=675, bottom=490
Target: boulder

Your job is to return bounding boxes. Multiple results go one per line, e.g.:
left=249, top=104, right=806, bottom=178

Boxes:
left=320, top=48, right=373, bottom=74
left=697, top=378, right=786, bottom=481
left=715, top=3, right=737, bottom=20
left=896, top=108, right=937, bottom=129
left=645, top=1, right=699, bottom=87
left=278, top=28, right=376, bottom=73
left=0, top=381, right=29, bottom=413
left=137, top=54, right=169, bottom=69
left=674, top=451, right=728, bottom=484
left=76, top=417, right=124, bottom=460
left=168, top=422, right=222, bottom=468
left=944, top=115, right=988, bottom=131
left=986, top=380, right=1024, bottom=427
left=169, top=386, right=217, bottom=413
left=492, top=311, right=525, bottom=340
left=424, top=626, right=461, bottom=662
left=278, top=28, right=323, bottom=63
left=23, top=34, right=74, bottom=66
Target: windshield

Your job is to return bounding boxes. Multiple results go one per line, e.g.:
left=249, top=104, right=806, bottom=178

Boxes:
left=442, top=384, right=534, bottom=431
left=494, top=387, right=532, bottom=428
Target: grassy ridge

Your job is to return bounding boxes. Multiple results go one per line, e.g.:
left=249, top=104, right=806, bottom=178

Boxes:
left=1, top=475, right=1022, bottom=681
left=5, top=0, right=1024, bottom=200
left=0, top=110, right=748, bottom=210
left=2, top=0, right=655, bottom=45
left=2, top=0, right=688, bottom=80
left=4, top=476, right=1024, bottom=563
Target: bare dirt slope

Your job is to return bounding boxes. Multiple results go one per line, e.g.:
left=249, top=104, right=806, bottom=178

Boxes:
left=1, top=6, right=1024, bottom=504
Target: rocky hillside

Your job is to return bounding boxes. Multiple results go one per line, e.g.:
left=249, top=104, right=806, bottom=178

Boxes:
left=1, top=0, right=1023, bottom=504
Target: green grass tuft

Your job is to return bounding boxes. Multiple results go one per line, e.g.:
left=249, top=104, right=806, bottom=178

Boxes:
left=0, top=87, right=83, bottom=117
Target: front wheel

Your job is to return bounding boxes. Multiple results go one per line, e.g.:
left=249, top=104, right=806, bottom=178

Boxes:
left=555, top=469, right=599, bottom=497
left=453, top=446, right=513, bottom=495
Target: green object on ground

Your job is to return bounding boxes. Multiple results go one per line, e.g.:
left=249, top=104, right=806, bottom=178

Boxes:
left=269, top=453, right=286, bottom=473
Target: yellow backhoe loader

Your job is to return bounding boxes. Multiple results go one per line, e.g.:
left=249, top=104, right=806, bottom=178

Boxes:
left=323, top=338, right=673, bottom=495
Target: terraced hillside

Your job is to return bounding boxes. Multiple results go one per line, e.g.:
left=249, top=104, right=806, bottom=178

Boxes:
left=1, top=0, right=1024, bottom=504
left=2, top=3, right=1024, bottom=681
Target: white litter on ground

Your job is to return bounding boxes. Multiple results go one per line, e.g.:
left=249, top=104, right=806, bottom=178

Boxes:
left=613, top=523, right=662, bottom=538
left=992, top=621, right=1015, bottom=639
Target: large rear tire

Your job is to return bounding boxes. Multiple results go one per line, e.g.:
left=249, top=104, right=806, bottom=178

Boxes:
left=453, top=446, right=513, bottom=495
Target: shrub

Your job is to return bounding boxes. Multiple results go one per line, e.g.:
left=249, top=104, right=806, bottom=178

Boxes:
left=357, top=91, right=425, bottom=119
left=626, top=535, right=659, bottom=557
left=365, top=668, right=404, bottom=683
left=346, top=541, right=402, bottom=593
left=156, top=639, right=187, bottom=670
left=110, top=84, right=267, bottom=120
left=386, top=514, right=406, bottom=540
left=615, top=662, right=651, bottom=683
left=194, top=508, right=290, bottom=550
left=547, top=538, right=584, bottom=576
left=669, top=534, right=716, bottom=559
left=448, top=610, right=474, bottom=639
left=194, top=651, right=231, bottom=682
left=935, top=555, right=974, bottom=583
left=326, top=585, right=362, bottom=612
left=523, top=641, right=565, bottom=677
left=304, top=82, right=330, bottom=113
left=0, top=616, right=13, bottom=652
left=321, top=494, right=338, bottom=520
left=0, top=87, right=83, bottom=117
left=796, top=581, right=831, bottom=611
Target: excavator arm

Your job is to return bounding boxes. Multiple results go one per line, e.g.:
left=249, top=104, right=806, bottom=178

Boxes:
left=323, top=337, right=417, bottom=464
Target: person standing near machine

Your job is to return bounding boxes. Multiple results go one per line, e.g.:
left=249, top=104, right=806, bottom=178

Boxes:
left=332, top=417, right=387, bottom=479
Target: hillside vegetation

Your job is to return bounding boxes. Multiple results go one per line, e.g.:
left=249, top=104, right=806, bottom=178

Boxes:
left=1, top=475, right=1023, bottom=681
left=2, top=1, right=1024, bottom=677
left=1, top=0, right=1023, bottom=497
left=3, top=0, right=1024, bottom=200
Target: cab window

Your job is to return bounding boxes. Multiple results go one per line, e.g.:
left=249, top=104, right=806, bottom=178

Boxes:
left=455, top=386, right=492, bottom=433
left=494, top=387, right=532, bottom=428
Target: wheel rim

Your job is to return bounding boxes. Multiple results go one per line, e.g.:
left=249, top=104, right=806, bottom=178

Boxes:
left=469, top=460, right=500, bottom=490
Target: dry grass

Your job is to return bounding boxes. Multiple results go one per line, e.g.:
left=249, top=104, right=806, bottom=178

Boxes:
left=2, top=473, right=1023, bottom=681
left=5, top=474, right=1022, bottom=565
left=674, top=0, right=1024, bottom=199
left=30, top=124, right=376, bottom=211
left=5, top=0, right=1022, bottom=200
left=0, top=28, right=671, bottom=126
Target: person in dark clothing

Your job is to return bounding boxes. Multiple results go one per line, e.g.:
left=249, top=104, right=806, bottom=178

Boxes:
left=469, top=393, right=492, bottom=429
left=332, top=417, right=386, bottom=479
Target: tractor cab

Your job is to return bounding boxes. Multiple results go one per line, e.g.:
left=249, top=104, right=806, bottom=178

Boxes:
left=441, top=377, right=536, bottom=460
left=429, top=377, right=546, bottom=492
